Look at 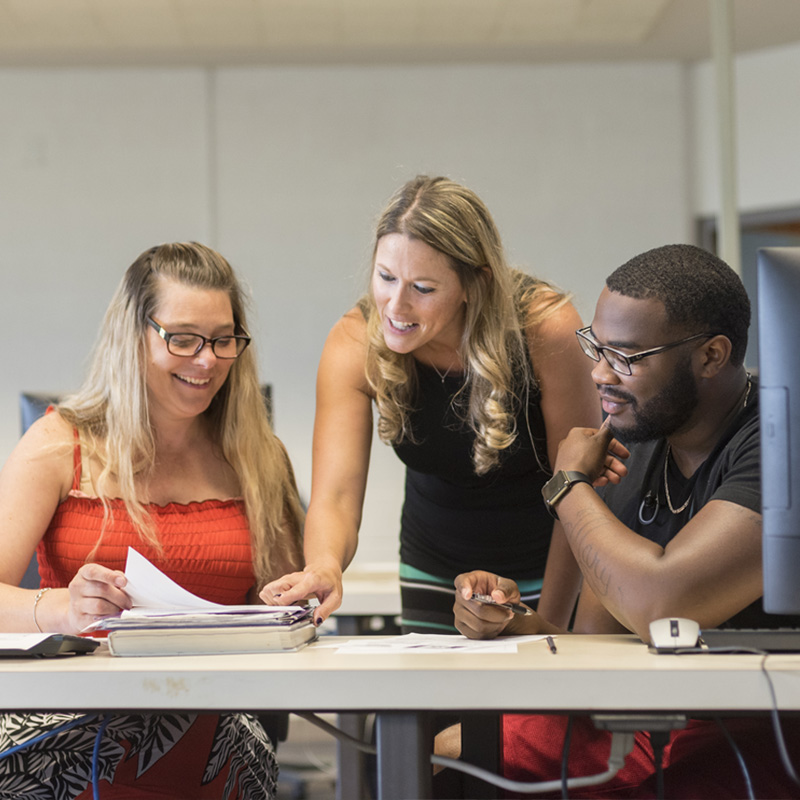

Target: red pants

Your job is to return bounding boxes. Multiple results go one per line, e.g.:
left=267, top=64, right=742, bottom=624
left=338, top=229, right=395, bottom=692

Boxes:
left=503, top=714, right=800, bottom=799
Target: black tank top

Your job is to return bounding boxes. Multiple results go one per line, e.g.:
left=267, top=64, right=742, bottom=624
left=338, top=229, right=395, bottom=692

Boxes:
left=392, top=360, right=554, bottom=581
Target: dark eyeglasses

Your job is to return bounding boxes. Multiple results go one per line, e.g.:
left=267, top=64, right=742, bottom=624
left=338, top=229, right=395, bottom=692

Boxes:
left=147, top=317, right=251, bottom=359
left=576, top=327, right=714, bottom=376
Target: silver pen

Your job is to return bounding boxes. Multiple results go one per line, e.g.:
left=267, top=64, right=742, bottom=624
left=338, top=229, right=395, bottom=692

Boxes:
left=471, top=592, right=532, bottom=616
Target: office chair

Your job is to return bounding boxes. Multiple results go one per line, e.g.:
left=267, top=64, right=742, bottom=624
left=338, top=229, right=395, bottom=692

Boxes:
left=18, top=393, right=61, bottom=589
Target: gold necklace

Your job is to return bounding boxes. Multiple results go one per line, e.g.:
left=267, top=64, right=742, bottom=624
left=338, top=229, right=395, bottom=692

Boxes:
left=663, top=376, right=751, bottom=515
left=663, top=443, right=692, bottom=515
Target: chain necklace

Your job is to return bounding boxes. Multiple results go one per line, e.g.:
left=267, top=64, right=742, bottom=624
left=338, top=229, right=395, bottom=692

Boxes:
left=431, top=362, right=454, bottom=383
left=663, top=376, right=751, bottom=515
left=663, top=444, right=692, bottom=514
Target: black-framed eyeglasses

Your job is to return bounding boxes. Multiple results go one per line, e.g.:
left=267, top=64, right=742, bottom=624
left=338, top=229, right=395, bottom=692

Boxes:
left=575, top=326, right=714, bottom=376
left=147, top=317, right=251, bottom=359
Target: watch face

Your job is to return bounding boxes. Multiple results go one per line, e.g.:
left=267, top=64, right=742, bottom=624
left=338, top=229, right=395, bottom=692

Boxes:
left=542, top=471, right=589, bottom=519
left=543, top=471, right=569, bottom=504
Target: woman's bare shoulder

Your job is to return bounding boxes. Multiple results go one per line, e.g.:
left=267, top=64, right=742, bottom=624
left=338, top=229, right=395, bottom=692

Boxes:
left=2, top=410, right=76, bottom=499
left=23, top=409, right=76, bottom=448
left=319, top=308, right=371, bottom=395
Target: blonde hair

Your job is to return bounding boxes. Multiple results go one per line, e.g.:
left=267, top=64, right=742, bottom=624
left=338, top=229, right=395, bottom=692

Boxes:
left=57, top=242, right=303, bottom=585
left=362, top=176, right=568, bottom=474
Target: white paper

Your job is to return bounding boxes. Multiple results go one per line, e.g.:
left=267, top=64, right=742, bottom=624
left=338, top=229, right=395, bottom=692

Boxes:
left=80, top=548, right=308, bottom=632
left=122, top=547, right=228, bottom=610
left=334, top=632, right=547, bottom=654
left=122, top=547, right=306, bottom=614
left=0, top=633, right=52, bottom=650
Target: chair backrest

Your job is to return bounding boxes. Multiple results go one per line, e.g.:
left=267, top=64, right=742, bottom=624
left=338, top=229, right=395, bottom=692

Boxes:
left=20, top=392, right=61, bottom=436
left=19, top=393, right=61, bottom=589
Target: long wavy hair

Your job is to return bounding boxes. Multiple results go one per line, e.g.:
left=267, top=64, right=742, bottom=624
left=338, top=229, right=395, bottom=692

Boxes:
left=56, top=242, right=303, bottom=585
left=361, top=176, right=568, bottom=475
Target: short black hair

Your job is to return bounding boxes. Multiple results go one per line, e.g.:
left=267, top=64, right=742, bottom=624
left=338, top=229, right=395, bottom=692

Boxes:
left=606, top=244, right=750, bottom=366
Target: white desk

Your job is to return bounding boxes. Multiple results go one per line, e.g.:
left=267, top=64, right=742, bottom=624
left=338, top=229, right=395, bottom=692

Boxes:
left=337, top=562, right=401, bottom=624
left=2, top=635, right=800, bottom=799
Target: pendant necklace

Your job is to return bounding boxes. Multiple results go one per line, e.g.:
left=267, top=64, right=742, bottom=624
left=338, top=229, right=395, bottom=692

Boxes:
left=431, top=363, right=454, bottom=383
left=663, top=376, right=751, bottom=515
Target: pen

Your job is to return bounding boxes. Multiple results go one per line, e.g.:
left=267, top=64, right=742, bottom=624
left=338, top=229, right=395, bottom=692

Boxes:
left=546, top=635, right=557, bottom=654
left=471, top=593, right=532, bottom=616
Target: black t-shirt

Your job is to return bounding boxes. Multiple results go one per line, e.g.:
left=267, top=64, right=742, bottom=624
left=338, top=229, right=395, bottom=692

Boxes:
left=601, top=378, right=797, bottom=629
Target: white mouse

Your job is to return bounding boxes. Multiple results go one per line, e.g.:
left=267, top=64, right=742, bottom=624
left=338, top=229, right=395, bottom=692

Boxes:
left=648, top=617, right=700, bottom=650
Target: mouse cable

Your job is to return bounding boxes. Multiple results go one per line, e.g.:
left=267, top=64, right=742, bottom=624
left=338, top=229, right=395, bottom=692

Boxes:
left=675, top=645, right=800, bottom=789
left=295, top=711, right=634, bottom=795
left=760, top=652, right=800, bottom=787
left=430, top=729, right=634, bottom=795
left=713, top=717, right=755, bottom=800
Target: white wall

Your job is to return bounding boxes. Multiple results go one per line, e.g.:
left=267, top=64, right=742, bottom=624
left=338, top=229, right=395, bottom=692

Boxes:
left=692, top=41, right=800, bottom=215
left=1, top=60, right=694, bottom=566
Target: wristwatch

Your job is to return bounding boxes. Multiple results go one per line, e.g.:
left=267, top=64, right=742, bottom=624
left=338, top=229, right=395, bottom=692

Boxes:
left=542, top=470, right=592, bottom=519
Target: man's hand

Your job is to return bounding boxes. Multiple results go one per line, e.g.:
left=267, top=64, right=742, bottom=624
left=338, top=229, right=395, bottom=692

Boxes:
left=553, top=420, right=630, bottom=487
left=453, top=571, right=540, bottom=639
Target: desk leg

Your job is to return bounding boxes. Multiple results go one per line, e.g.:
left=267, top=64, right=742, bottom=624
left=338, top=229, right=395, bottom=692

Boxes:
left=375, top=711, right=433, bottom=800
left=461, top=713, right=501, bottom=799
left=337, top=713, right=370, bottom=800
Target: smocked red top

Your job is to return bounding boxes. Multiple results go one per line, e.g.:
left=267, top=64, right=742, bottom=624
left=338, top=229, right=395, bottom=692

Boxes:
left=36, top=430, right=256, bottom=603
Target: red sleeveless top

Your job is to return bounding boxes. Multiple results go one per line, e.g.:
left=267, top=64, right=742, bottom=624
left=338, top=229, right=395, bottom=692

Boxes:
left=36, top=431, right=256, bottom=604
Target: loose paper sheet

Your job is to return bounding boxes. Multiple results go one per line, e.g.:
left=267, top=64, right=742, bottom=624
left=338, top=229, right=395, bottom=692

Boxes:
left=332, top=632, right=548, bottom=654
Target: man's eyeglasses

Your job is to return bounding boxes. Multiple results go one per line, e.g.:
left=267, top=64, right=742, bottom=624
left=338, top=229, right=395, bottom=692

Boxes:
left=147, top=317, right=251, bottom=359
left=575, top=327, right=714, bottom=376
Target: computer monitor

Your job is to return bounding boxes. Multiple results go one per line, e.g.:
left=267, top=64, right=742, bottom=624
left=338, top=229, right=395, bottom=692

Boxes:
left=758, top=247, right=800, bottom=614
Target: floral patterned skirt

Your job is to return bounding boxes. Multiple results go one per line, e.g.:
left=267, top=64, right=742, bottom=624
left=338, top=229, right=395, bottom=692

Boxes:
left=0, top=712, right=277, bottom=799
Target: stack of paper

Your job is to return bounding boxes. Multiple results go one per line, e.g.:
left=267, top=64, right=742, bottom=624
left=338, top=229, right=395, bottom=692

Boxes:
left=83, top=548, right=317, bottom=657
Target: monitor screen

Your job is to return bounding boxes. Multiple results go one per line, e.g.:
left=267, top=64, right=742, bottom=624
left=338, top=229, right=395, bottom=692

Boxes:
left=758, top=247, right=800, bottom=614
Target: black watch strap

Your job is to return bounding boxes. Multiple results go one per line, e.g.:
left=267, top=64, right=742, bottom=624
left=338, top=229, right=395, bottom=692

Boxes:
left=542, top=470, right=592, bottom=520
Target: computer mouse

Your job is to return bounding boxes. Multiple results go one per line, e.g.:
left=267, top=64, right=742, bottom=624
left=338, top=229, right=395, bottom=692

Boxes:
left=648, top=617, right=700, bottom=650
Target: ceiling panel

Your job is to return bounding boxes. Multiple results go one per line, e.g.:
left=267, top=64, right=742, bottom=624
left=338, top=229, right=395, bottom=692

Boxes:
left=0, top=0, right=799, bottom=66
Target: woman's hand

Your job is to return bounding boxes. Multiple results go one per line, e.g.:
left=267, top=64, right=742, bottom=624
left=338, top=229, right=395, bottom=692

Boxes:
left=66, top=563, right=131, bottom=634
left=261, top=559, right=343, bottom=627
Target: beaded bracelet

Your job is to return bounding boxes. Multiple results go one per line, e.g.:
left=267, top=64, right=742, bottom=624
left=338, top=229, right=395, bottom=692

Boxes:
left=33, top=586, right=52, bottom=633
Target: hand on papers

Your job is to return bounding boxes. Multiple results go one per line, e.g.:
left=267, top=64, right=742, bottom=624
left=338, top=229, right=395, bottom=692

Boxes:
left=260, top=558, right=343, bottom=627
left=68, top=563, right=132, bottom=633
left=454, top=571, right=540, bottom=640
left=81, top=548, right=311, bottom=634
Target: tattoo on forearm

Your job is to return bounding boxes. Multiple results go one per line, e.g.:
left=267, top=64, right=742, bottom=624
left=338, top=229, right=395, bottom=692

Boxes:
left=565, top=507, right=612, bottom=597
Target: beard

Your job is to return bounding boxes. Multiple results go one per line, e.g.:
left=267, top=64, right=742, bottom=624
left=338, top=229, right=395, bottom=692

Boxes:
left=606, top=357, right=699, bottom=444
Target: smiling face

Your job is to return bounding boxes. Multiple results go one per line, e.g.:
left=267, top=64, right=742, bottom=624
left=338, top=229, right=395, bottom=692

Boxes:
left=589, top=288, right=701, bottom=443
left=145, top=278, right=236, bottom=426
left=371, top=233, right=468, bottom=359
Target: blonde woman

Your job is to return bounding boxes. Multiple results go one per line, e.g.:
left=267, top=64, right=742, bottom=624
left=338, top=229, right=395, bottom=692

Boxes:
left=0, top=243, right=303, bottom=799
left=264, top=176, right=600, bottom=633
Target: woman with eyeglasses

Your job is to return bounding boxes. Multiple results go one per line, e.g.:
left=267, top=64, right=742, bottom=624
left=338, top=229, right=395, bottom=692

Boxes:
left=263, top=175, right=601, bottom=636
left=0, top=242, right=303, bottom=799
